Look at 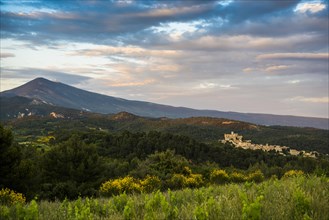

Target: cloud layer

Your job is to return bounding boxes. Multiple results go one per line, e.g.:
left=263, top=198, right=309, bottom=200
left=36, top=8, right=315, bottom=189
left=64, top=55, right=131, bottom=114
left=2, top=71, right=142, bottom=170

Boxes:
left=1, top=0, right=328, bottom=118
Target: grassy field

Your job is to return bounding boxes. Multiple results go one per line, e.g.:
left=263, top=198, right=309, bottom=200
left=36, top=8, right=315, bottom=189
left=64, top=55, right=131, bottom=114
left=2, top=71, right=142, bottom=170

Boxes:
left=1, top=175, right=328, bottom=220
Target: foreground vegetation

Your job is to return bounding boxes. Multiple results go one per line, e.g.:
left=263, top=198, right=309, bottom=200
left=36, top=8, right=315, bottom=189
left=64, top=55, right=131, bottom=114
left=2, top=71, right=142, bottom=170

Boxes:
left=1, top=175, right=328, bottom=220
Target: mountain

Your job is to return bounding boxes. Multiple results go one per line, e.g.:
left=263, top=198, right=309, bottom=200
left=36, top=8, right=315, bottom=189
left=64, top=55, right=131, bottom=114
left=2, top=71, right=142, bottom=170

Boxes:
left=1, top=77, right=328, bottom=129
left=0, top=96, right=97, bottom=120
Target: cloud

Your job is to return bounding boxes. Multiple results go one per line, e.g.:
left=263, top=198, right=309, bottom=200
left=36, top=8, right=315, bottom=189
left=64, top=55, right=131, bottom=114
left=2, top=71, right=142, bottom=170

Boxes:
left=289, top=96, right=329, bottom=103
left=214, top=0, right=301, bottom=24
left=1, top=0, right=316, bottom=46
left=197, top=82, right=218, bottom=89
left=135, top=4, right=212, bottom=19
left=287, top=80, right=301, bottom=84
left=0, top=1, right=218, bottom=45
left=71, top=45, right=181, bottom=58
left=257, top=53, right=329, bottom=61
left=0, top=52, right=15, bottom=58
left=295, top=2, right=327, bottom=14
left=243, top=67, right=255, bottom=73
left=221, top=15, right=328, bottom=39
left=153, top=34, right=325, bottom=53
left=0, top=67, right=91, bottom=85
left=205, top=1, right=328, bottom=40
left=106, top=79, right=156, bottom=87
left=245, top=52, right=328, bottom=76
left=265, top=65, right=291, bottom=72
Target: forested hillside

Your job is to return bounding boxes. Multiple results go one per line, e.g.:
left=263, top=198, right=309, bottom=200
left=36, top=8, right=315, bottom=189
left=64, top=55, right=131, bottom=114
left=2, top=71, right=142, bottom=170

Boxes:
left=4, top=112, right=329, bottom=154
left=1, top=122, right=328, bottom=201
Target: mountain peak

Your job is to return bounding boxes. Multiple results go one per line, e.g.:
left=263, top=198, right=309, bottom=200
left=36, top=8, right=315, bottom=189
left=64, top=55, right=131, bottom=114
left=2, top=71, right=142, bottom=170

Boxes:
left=28, top=77, right=58, bottom=86
left=32, top=77, right=52, bottom=82
left=0, top=77, right=59, bottom=97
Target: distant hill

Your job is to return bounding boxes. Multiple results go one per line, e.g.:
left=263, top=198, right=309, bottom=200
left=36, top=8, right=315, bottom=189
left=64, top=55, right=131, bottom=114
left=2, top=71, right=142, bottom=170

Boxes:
left=3, top=110, right=328, bottom=154
left=1, top=77, right=328, bottom=129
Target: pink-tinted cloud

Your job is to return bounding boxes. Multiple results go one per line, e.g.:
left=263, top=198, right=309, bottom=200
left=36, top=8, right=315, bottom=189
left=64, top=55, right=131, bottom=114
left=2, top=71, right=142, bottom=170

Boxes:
left=0, top=52, right=15, bottom=58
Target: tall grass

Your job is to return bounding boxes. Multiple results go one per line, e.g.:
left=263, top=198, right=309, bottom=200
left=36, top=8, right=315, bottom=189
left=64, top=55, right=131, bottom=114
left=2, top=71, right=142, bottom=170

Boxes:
left=1, top=175, right=328, bottom=220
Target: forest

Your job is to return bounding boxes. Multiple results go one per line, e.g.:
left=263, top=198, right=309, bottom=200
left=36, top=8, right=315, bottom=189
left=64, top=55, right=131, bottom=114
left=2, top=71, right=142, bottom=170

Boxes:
left=1, top=122, right=328, bottom=201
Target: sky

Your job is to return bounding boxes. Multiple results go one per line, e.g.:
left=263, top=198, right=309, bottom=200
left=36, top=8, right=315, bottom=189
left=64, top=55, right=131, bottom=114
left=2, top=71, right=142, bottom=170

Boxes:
left=0, top=0, right=328, bottom=118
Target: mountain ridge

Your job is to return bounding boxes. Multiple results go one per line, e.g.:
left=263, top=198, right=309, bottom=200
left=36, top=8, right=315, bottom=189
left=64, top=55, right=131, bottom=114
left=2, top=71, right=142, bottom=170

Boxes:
left=1, top=77, right=328, bottom=129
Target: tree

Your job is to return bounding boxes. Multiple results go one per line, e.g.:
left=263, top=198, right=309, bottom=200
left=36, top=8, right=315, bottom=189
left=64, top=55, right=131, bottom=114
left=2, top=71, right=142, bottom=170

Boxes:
left=41, top=135, right=104, bottom=200
left=0, top=124, right=21, bottom=189
left=131, top=150, right=190, bottom=181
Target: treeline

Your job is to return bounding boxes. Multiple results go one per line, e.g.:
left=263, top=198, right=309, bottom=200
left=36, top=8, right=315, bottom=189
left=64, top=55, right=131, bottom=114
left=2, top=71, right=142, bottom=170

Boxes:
left=1, top=124, right=328, bottom=201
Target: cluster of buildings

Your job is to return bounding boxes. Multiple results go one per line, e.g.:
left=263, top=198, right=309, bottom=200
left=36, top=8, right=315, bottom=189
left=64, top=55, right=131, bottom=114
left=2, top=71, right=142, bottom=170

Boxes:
left=49, top=112, right=64, bottom=118
left=221, top=132, right=318, bottom=158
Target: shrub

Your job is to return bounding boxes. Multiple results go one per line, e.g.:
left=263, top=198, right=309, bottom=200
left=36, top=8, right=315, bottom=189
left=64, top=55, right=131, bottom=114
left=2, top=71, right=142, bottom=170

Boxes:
left=206, top=196, right=221, bottom=219
left=100, top=175, right=161, bottom=195
left=0, top=188, right=26, bottom=206
left=23, top=199, right=39, bottom=220
left=112, top=193, right=129, bottom=212
left=210, top=169, right=229, bottom=184
left=140, top=175, right=161, bottom=193
left=100, top=176, right=141, bottom=196
left=144, top=190, right=173, bottom=220
left=168, top=173, right=204, bottom=189
left=247, top=170, right=265, bottom=183
left=182, top=166, right=192, bottom=176
left=230, top=172, right=247, bottom=183
left=168, top=174, right=186, bottom=189
left=186, top=174, right=204, bottom=188
left=194, top=204, right=209, bottom=220
left=292, top=188, right=311, bottom=219
left=241, top=193, right=264, bottom=220
left=283, top=170, right=304, bottom=178
left=123, top=199, right=135, bottom=220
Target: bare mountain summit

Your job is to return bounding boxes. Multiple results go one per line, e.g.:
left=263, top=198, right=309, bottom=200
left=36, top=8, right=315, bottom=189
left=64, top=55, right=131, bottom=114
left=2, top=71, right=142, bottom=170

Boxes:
left=1, top=77, right=328, bottom=129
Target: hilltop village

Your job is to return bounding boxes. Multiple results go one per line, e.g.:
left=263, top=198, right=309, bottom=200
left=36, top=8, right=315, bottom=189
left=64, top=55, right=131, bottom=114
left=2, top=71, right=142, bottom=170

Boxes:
left=221, top=132, right=318, bottom=158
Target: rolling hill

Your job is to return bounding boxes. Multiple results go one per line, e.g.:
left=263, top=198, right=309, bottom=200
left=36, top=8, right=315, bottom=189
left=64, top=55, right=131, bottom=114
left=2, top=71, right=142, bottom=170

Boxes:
left=2, top=110, right=328, bottom=154
left=1, top=77, right=328, bottom=129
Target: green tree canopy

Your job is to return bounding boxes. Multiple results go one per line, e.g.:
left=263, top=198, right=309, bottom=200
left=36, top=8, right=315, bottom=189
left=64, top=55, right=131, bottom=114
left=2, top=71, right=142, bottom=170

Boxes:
left=41, top=135, right=104, bottom=199
left=0, top=124, right=21, bottom=189
left=131, top=150, right=190, bottom=180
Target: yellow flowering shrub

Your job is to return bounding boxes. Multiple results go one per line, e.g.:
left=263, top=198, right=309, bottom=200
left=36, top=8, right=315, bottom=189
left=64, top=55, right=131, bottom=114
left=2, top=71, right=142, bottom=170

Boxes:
left=229, top=172, right=247, bottom=183
left=168, top=174, right=186, bottom=189
left=185, top=173, right=204, bottom=188
left=37, top=135, right=55, bottom=143
left=100, top=176, right=142, bottom=196
left=283, top=170, right=304, bottom=178
left=141, top=175, right=161, bottom=193
left=0, top=188, right=26, bottom=206
left=246, top=170, right=264, bottom=183
left=210, top=169, right=230, bottom=184
left=168, top=172, right=204, bottom=189
left=100, top=175, right=162, bottom=196
left=210, top=169, right=264, bottom=184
